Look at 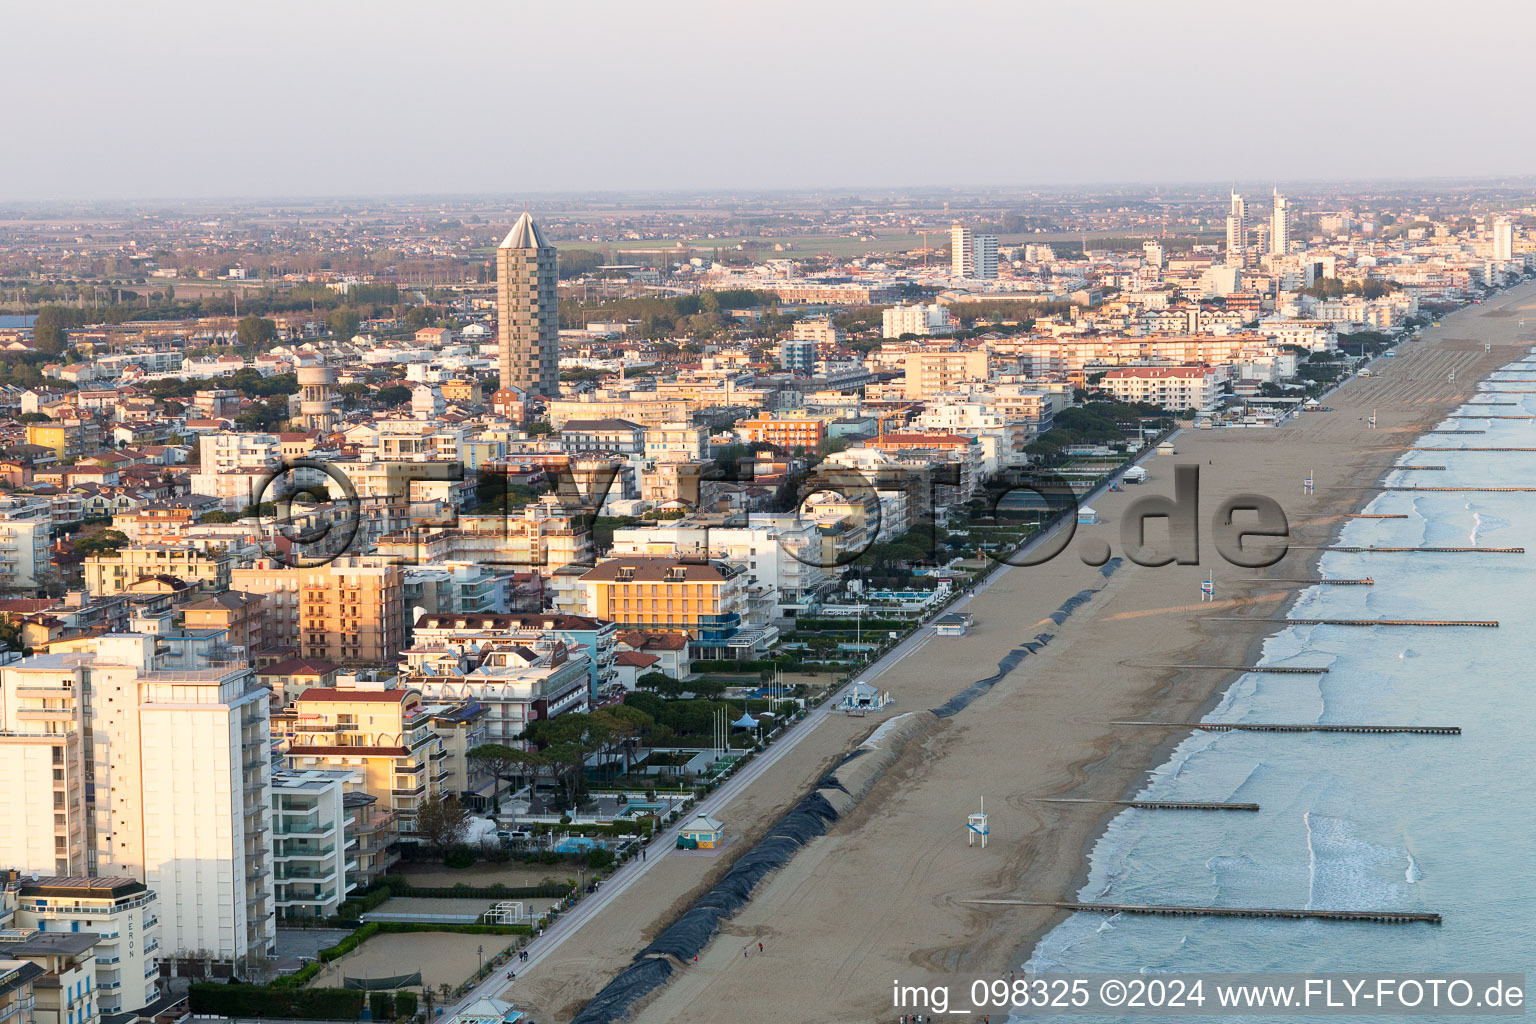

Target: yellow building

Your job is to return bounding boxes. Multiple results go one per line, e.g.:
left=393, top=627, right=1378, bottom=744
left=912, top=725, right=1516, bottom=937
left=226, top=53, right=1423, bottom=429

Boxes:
left=285, top=686, right=447, bottom=835
left=82, top=542, right=235, bottom=596
left=26, top=420, right=101, bottom=460
left=577, top=556, right=745, bottom=657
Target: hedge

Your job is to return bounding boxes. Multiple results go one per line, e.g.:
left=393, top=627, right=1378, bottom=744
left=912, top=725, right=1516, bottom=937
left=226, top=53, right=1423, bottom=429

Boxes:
left=386, top=882, right=571, bottom=900
left=190, top=983, right=362, bottom=1020
left=793, top=617, right=914, bottom=632
left=375, top=921, right=532, bottom=936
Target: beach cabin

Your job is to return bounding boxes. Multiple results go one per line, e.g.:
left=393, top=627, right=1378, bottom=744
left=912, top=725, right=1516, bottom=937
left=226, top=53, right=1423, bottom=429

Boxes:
left=933, top=612, right=972, bottom=637
left=1122, top=465, right=1147, bottom=484
left=1156, top=440, right=1176, bottom=455
left=448, top=996, right=523, bottom=1024
left=1077, top=505, right=1099, bottom=526
left=677, top=813, right=724, bottom=849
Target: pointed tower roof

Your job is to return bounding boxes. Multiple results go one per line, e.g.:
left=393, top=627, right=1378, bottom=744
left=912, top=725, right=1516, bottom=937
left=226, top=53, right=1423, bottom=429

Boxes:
left=499, top=212, right=549, bottom=250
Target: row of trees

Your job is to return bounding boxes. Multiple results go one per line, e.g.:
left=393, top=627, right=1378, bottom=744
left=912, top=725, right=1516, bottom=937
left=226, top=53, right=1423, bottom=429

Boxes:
left=466, top=705, right=658, bottom=811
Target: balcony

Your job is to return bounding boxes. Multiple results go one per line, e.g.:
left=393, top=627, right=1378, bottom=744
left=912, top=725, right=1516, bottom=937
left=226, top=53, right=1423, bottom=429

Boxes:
left=275, top=842, right=335, bottom=859
left=273, top=819, right=333, bottom=836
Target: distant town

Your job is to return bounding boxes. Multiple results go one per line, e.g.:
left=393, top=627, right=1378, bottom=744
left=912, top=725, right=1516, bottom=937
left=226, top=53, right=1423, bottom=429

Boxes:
left=0, top=182, right=1528, bottom=1023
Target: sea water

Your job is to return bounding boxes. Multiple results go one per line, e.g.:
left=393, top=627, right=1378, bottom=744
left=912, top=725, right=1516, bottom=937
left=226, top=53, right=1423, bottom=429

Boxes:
left=1025, top=364, right=1536, bottom=1020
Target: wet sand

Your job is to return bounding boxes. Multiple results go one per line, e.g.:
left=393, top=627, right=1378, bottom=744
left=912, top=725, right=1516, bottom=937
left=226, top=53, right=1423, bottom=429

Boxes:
left=516, top=283, right=1536, bottom=1022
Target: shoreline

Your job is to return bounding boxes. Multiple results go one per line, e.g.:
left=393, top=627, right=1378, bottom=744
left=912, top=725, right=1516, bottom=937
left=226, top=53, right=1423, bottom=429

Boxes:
left=1008, top=288, right=1536, bottom=973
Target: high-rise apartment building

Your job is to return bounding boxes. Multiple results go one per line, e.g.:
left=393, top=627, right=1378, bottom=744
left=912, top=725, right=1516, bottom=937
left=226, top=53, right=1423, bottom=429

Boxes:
left=950, top=225, right=998, bottom=279
left=495, top=213, right=560, bottom=399
left=1226, top=191, right=1248, bottom=265
left=1493, top=216, right=1515, bottom=261
left=1270, top=188, right=1290, bottom=256
left=0, top=634, right=275, bottom=966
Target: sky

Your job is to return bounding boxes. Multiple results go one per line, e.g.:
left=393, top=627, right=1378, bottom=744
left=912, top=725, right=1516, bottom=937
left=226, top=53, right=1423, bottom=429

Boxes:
left=7, top=0, right=1535, bottom=201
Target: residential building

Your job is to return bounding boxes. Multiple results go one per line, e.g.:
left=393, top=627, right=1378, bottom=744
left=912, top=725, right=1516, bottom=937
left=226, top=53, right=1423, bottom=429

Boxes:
left=1270, top=188, right=1290, bottom=256
left=285, top=685, right=446, bottom=835
left=411, top=612, right=618, bottom=698
left=881, top=303, right=952, bottom=338
left=778, top=337, right=817, bottom=374
left=950, top=225, right=997, bottom=280
left=256, top=657, right=341, bottom=705
left=496, top=213, right=560, bottom=398
left=0, top=498, right=52, bottom=593
left=610, top=514, right=827, bottom=622
left=556, top=419, right=645, bottom=457
left=10, top=877, right=160, bottom=1015
left=0, top=634, right=275, bottom=965
left=643, top=423, right=707, bottom=463
left=790, top=317, right=844, bottom=347
left=735, top=413, right=826, bottom=451
left=1100, top=365, right=1223, bottom=411
left=296, top=558, right=405, bottom=665
left=181, top=591, right=266, bottom=653
left=0, top=960, right=42, bottom=1024
left=405, top=645, right=588, bottom=749
left=1226, top=191, right=1248, bottom=265
left=269, top=769, right=355, bottom=922
left=83, top=544, right=234, bottom=597
left=1493, top=216, right=1515, bottom=261
left=341, top=792, right=398, bottom=888
left=901, top=350, right=989, bottom=398
left=0, top=933, right=97, bottom=1024
left=577, top=556, right=753, bottom=658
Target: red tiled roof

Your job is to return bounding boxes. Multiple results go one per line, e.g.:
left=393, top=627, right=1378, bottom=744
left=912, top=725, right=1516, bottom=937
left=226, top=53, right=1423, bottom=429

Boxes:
left=614, top=651, right=660, bottom=667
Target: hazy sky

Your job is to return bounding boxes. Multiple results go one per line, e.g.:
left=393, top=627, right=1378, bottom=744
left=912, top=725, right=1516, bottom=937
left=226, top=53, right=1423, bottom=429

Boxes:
left=8, top=0, right=1534, bottom=200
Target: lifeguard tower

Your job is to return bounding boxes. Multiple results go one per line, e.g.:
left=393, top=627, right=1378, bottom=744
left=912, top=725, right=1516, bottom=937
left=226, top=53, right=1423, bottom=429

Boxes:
left=966, top=797, right=989, bottom=848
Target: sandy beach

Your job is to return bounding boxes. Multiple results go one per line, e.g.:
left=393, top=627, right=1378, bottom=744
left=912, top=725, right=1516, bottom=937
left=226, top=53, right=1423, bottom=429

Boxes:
left=507, top=282, right=1536, bottom=1023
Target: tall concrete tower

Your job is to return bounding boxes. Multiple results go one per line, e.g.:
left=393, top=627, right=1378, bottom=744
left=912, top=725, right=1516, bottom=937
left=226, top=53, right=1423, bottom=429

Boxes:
left=296, top=364, right=336, bottom=433
left=496, top=212, right=560, bottom=398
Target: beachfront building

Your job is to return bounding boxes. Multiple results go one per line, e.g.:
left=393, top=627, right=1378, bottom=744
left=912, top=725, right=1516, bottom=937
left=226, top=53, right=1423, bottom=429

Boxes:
left=576, top=556, right=764, bottom=658
left=411, top=612, right=618, bottom=699
left=402, top=644, right=590, bottom=748
left=1099, top=365, right=1224, bottom=411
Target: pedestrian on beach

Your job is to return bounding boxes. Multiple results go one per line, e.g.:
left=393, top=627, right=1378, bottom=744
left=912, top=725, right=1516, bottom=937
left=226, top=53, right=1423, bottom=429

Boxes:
left=743, top=948, right=748, bottom=959
left=757, top=942, right=763, bottom=953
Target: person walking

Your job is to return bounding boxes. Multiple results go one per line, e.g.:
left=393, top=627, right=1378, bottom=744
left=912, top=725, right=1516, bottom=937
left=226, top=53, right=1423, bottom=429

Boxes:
left=757, top=942, right=763, bottom=954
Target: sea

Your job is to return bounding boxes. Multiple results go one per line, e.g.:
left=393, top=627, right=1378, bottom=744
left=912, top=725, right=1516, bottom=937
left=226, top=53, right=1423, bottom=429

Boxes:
left=1024, top=360, right=1536, bottom=1020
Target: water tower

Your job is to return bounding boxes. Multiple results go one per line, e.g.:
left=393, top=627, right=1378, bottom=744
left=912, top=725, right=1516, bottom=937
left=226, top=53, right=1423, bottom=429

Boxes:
left=296, top=364, right=337, bottom=433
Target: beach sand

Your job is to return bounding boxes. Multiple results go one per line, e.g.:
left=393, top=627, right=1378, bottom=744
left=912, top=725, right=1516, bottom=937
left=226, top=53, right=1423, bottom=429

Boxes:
left=513, top=282, right=1536, bottom=1023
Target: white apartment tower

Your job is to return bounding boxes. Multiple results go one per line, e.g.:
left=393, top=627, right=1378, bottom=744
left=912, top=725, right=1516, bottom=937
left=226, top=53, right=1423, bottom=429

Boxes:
left=950, top=225, right=998, bottom=280
left=1493, top=217, right=1515, bottom=261
left=0, top=635, right=276, bottom=966
left=1226, top=191, right=1248, bottom=265
left=1270, top=188, right=1290, bottom=256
